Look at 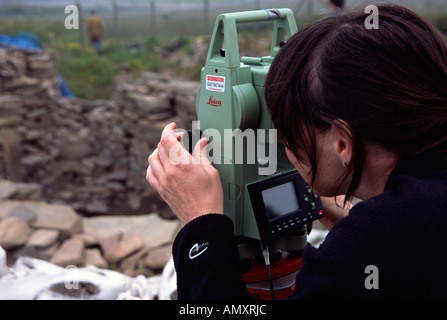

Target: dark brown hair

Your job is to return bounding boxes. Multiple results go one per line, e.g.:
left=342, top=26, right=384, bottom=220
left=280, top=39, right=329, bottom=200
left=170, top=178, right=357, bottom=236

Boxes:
left=265, top=4, right=447, bottom=200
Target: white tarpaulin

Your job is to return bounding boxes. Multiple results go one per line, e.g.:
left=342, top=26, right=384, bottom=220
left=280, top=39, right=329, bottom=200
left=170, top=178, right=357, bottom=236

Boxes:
left=0, top=246, right=177, bottom=300
left=0, top=229, right=327, bottom=300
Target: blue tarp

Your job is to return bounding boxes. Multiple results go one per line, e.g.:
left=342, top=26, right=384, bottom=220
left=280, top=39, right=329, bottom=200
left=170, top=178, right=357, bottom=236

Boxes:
left=0, top=32, right=74, bottom=98
left=0, top=31, right=42, bottom=51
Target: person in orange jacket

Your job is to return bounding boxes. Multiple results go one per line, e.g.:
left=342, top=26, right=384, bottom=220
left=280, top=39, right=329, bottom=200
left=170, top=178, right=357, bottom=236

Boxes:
left=328, top=0, right=345, bottom=14
left=86, top=10, right=104, bottom=55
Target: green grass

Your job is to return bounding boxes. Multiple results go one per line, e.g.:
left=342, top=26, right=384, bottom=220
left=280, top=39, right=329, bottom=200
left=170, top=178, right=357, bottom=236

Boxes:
left=58, top=46, right=119, bottom=100
left=56, top=38, right=163, bottom=100
left=1, top=6, right=446, bottom=100
left=0, top=11, right=209, bottom=100
left=424, top=11, right=447, bottom=35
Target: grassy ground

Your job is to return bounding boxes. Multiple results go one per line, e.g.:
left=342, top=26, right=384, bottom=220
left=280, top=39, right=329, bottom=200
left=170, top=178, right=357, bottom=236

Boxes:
left=56, top=38, right=164, bottom=100
left=1, top=6, right=446, bottom=100
left=0, top=13, right=195, bottom=100
left=0, top=2, right=332, bottom=100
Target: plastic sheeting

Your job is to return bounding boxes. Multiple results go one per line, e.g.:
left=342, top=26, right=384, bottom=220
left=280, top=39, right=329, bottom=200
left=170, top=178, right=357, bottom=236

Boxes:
left=0, top=246, right=177, bottom=300
left=0, top=229, right=328, bottom=300
left=0, top=32, right=74, bottom=98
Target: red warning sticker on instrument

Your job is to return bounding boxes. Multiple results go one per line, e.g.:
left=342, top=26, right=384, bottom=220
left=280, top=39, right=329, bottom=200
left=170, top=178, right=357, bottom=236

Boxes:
left=206, top=75, right=225, bottom=92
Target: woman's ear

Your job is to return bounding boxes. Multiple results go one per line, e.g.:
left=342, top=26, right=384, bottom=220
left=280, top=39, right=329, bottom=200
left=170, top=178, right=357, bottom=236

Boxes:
left=331, top=119, right=353, bottom=167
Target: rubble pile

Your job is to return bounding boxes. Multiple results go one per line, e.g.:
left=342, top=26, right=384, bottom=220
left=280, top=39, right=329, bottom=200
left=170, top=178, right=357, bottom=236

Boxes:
left=0, top=179, right=181, bottom=280
left=0, top=46, right=200, bottom=216
left=0, top=47, right=59, bottom=184
left=0, top=44, right=203, bottom=295
left=0, top=41, right=206, bottom=299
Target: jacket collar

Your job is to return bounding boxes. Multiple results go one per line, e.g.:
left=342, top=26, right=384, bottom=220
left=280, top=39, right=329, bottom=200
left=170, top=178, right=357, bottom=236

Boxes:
left=385, top=153, right=446, bottom=190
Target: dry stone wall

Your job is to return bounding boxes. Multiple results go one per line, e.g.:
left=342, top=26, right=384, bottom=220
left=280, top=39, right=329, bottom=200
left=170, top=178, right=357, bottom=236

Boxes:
left=0, top=45, right=199, bottom=280
left=0, top=46, right=200, bottom=216
left=0, top=179, right=181, bottom=279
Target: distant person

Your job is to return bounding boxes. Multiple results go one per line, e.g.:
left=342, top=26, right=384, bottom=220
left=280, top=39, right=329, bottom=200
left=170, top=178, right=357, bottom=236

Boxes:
left=329, top=0, right=345, bottom=14
left=86, top=10, right=104, bottom=55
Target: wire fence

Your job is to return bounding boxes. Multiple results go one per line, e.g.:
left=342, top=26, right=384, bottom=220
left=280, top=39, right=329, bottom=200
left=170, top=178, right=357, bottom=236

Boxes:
left=0, top=0, right=445, bottom=44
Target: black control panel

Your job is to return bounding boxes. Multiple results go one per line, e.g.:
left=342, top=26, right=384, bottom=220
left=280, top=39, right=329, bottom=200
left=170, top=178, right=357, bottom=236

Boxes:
left=247, top=170, right=324, bottom=241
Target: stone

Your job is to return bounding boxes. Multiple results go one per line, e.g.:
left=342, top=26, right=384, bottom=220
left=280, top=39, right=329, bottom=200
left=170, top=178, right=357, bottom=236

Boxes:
left=3, top=76, right=40, bottom=91
left=103, top=234, right=144, bottom=264
left=30, top=202, right=83, bottom=238
left=108, top=170, right=127, bottom=181
left=122, top=267, right=155, bottom=278
left=0, top=181, right=19, bottom=201
left=0, top=201, right=19, bottom=220
left=119, top=245, right=150, bottom=271
left=23, top=129, right=42, bottom=141
left=21, top=154, right=50, bottom=169
left=34, top=242, right=59, bottom=261
left=52, top=160, right=92, bottom=178
left=146, top=111, right=174, bottom=121
left=0, top=95, right=23, bottom=116
left=27, top=229, right=59, bottom=248
left=16, top=183, right=42, bottom=200
left=56, top=135, right=91, bottom=160
left=50, top=237, right=84, bottom=267
left=129, top=92, right=171, bottom=114
left=0, top=217, right=32, bottom=250
left=98, top=232, right=122, bottom=258
left=85, top=200, right=109, bottom=214
left=9, top=244, right=37, bottom=262
left=143, top=244, right=172, bottom=270
left=84, top=248, right=108, bottom=269
left=25, top=107, right=46, bottom=119
left=127, top=192, right=142, bottom=211
left=106, top=182, right=125, bottom=192
left=9, top=204, right=36, bottom=224
left=0, top=181, right=42, bottom=201
left=72, top=232, right=98, bottom=248
left=28, top=60, right=56, bottom=79
left=83, top=214, right=181, bottom=249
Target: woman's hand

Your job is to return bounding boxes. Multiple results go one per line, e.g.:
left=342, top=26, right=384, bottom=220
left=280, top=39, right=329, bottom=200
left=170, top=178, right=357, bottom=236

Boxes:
left=319, top=195, right=353, bottom=230
left=146, top=122, right=223, bottom=225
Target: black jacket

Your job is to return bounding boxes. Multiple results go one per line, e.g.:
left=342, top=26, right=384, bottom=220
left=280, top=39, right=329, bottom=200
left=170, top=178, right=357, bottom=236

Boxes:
left=172, top=154, right=447, bottom=299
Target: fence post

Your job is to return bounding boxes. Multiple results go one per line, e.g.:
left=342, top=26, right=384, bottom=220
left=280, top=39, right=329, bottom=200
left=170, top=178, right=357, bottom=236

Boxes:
left=150, top=0, right=156, bottom=36
left=308, top=0, right=313, bottom=15
left=295, top=0, right=307, bottom=14
left=426, top=0, right=433, bottom=12
left=113, top=1, right=119, bottom=40
left=203, top=0, right=209, bottom=34
left=76, top=1, right=84, bottom=45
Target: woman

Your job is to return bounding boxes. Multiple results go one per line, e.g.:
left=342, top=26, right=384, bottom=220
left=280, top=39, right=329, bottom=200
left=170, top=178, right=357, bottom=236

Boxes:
left=146, top=4, right=447, bottom=299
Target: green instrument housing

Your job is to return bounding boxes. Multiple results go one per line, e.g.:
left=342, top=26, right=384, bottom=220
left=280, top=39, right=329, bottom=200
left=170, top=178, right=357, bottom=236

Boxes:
left=195, top=8, right=308, bottom=256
